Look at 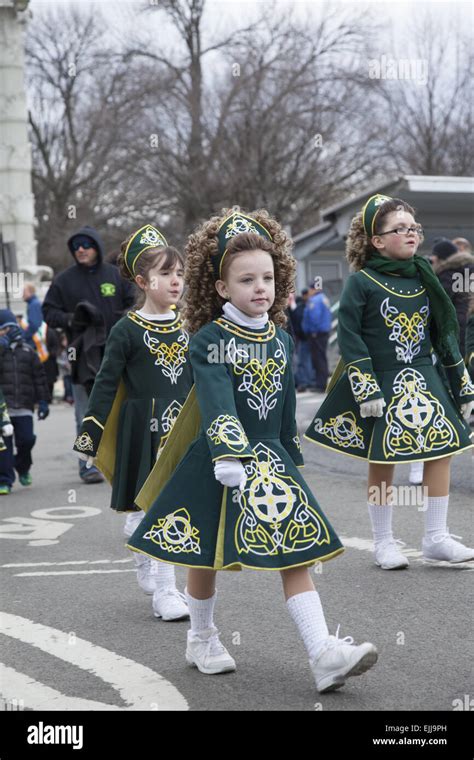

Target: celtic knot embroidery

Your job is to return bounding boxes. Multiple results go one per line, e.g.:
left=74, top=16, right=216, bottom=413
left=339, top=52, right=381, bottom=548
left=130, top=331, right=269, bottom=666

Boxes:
left=144, top=508, right=201, bottom=555
left=226, top=337, right=287, bottom=419
left=347, top=365, right=381, bottom=403
left=381, top=297, right=429, bottom=364
left=206, top=414, right=250, bottom=453
left=74, top=432, right=94, bottom=452
left=143, top=330, right=189, bottom=383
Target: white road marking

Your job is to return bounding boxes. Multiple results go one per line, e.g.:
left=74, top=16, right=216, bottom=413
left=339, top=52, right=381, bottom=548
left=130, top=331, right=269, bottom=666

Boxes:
left=0, top=612, right=188, bottom=711
left=2, top=559, right=132, bottom=568
left=15, top=570, right=136, bottom=577
left=0, top=663, right=121, bottom=711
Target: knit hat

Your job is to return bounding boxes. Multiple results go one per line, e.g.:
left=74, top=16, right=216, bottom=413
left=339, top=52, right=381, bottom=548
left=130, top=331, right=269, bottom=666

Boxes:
left=0, top=309, right=17, bottom=328
left=432, top=238, right=458, bottom=260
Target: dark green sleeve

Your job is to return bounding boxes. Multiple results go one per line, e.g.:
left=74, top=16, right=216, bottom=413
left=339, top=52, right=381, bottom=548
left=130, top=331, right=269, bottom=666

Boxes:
left=337, top=274, right=383, bottom=404
left=280, top=333, right=304, bottom=466
left=190, top=325, right=255, bottom=462
left=73, top=321, right=130, bottom=456
left=438, top=334, right=474, bottom=406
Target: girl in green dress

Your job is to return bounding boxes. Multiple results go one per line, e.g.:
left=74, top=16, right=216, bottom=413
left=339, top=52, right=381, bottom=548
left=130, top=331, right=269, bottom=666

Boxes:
left=127, top=209, right=378, bottom=693
left=305, top=195, right=474, bottom=570
left=73, top=224, right=193, bottom=620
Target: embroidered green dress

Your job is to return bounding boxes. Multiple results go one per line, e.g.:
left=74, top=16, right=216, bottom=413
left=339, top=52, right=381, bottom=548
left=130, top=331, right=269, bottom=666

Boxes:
left=127, top=317, right=344, bottom=571
left=73, top=310, right=193, bottom=511
left=304, top=269, right=474, bottom=463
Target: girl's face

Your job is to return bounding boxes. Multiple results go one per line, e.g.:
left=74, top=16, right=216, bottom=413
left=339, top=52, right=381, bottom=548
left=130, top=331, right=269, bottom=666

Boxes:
left=136, top=254, right=184, bottom=312
left=371, top=210, right=422, bottom=260
left=216, top=249, right=275, bottom=317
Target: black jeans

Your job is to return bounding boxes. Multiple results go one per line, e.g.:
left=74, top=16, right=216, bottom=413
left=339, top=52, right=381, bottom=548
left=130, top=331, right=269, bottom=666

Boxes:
left=308, top=332, right=329, bottom=391
left=0, top=415, right=36, bottom=486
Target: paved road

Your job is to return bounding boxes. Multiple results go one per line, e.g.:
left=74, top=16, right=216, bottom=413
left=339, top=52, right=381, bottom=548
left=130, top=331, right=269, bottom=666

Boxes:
left=0, top=399, right=472, bottom=711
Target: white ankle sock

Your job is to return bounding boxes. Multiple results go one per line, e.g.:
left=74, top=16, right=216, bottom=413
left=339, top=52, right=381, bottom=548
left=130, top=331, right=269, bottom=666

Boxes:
left=185, top=588, right=217, bottom=633
left=424, top=495, right=449, bottom=539
left=286, top=590, right=329, bottom=661
left=367, top=502, right=393, bottom=545
left=151, top=562, right=176, bottom=590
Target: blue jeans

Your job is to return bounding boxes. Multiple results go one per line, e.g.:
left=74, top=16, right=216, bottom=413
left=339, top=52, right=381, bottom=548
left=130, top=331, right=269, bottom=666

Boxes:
left=72, top=383, right=102, bottom=478
left=296, top=339, right=316, bottom=387
left=0, top=416, right=36, bottom=487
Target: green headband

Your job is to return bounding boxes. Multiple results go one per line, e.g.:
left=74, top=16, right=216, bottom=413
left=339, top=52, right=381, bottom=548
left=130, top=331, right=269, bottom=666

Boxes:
left=362, top=194, right=393, bottom=237
left=212, top=212, right=272, bottom=279
left=124, top=224, right=167, bottom=276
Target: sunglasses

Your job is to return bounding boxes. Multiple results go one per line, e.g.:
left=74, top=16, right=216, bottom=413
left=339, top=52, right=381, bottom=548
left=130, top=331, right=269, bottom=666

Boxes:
left=72, top=237, right=95, bottom=252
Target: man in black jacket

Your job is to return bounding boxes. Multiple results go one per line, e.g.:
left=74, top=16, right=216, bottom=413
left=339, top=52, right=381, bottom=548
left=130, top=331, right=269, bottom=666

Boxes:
left=42, top=226, right=136, bottom=483
left=0, top=309, right=50, bottom=494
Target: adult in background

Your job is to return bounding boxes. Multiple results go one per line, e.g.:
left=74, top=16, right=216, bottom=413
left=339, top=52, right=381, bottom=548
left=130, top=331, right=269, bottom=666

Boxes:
left=21, top=283, right=43, bottom=350
left=431, top=238, right=474, bottom=356
left=289, top=287, right=317, bottom=391
left=42, top=225, right=136, bottom=483
left=302, top=281, right=332, bottom=392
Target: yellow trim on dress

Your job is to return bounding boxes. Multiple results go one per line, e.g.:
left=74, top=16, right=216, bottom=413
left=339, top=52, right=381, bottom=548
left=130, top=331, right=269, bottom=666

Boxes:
left=214, top=317, right=275, bottom=341
left=360, top=269, right=426, bottom=297
left=303, top=432, right=474, bottom=463
left=127, top=310, right=181, bottom=333
left=125, top=542, right=344, bottom=572
left=82, top=416, right=105, bottom=430
left=442, top=358, right=464, bottom=368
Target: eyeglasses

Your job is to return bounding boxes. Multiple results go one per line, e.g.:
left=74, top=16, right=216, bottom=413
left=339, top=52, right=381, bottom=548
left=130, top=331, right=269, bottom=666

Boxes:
left=72, top=237, right=94, bottom=251
left=378, top=226, right=424, bottom=237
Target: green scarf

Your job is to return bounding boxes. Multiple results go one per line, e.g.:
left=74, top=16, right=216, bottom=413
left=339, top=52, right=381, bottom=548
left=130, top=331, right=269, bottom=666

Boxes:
left=365, top=251, right=460, bottom=357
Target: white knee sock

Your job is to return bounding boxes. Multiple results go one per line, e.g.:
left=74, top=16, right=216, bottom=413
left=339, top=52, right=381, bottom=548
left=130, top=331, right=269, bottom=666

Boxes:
left=286, top=590, right=329, bottom=661
left=151, top=562, right=176, bottom=590
left=123, top=510, right=145, bottom=538
left=185, top=588, right=217, bottom=633
left=367, top=502, right=393, bottom=545
left=424, top=495, right=449, bottom=538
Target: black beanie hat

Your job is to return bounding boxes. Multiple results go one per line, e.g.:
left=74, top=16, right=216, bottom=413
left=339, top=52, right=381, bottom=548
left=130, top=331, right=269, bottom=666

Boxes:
left=432, top=238, right=458, bottom=260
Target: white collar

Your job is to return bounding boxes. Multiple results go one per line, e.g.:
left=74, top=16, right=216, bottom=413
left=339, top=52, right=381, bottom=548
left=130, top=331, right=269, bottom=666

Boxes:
left=222, top=301, right=268, bottom=328
left=135, top=309, right=175, bottom=321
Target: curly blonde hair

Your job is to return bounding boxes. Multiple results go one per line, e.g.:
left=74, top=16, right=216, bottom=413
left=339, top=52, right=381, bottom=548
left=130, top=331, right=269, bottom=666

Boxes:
left=346, top=198, right=417, bottom=271
left=182, top=208, right=295, bottom=333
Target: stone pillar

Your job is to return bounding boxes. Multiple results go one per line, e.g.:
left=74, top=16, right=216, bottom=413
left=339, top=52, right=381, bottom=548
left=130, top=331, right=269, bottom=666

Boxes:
left=0, top=0, right=51, bottom=312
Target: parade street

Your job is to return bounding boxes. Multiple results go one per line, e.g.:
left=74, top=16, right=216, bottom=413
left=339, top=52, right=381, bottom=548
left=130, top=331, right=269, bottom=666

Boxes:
left=0, top=398, right=472, bottom=712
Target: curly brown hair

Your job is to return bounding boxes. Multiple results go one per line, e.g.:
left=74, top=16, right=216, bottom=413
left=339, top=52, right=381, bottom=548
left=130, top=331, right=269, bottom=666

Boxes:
left=182, top=208, right=295, bottom=333
left=117, top=233, right=184, bottom=309
left=346, top=198, right=417, bottom=271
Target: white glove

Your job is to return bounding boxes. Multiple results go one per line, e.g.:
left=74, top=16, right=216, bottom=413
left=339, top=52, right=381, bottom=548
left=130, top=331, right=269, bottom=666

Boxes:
left=214, top=458, right=247, bottom=490
left=78, top=452, right=95, bottom=469
left=460, top=400, right=474, bottom=420
left=360, top=398, right=386, bottom=418
left=2, top=424, right=13, bottom=437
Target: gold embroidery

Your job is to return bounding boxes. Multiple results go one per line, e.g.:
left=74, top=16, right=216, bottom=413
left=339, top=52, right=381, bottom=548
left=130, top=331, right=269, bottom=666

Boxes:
left=316, top=411, right=365, bottom=450
left=144, top=508, right=201, bottom=555
left=235, top=444, right=330, bottom=557
left=226, top=337, right=287, bottom=419
left=206, top=414, right=250, bottom=453
left=143, top=330, right=189, bottom=383
left=347, top=365, right=381, bottom=403
left=74, top=432, right=94, bottom=452
left=383, top=368, right=459, bottom=457
left=380, top=297, right=429, bottom=363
